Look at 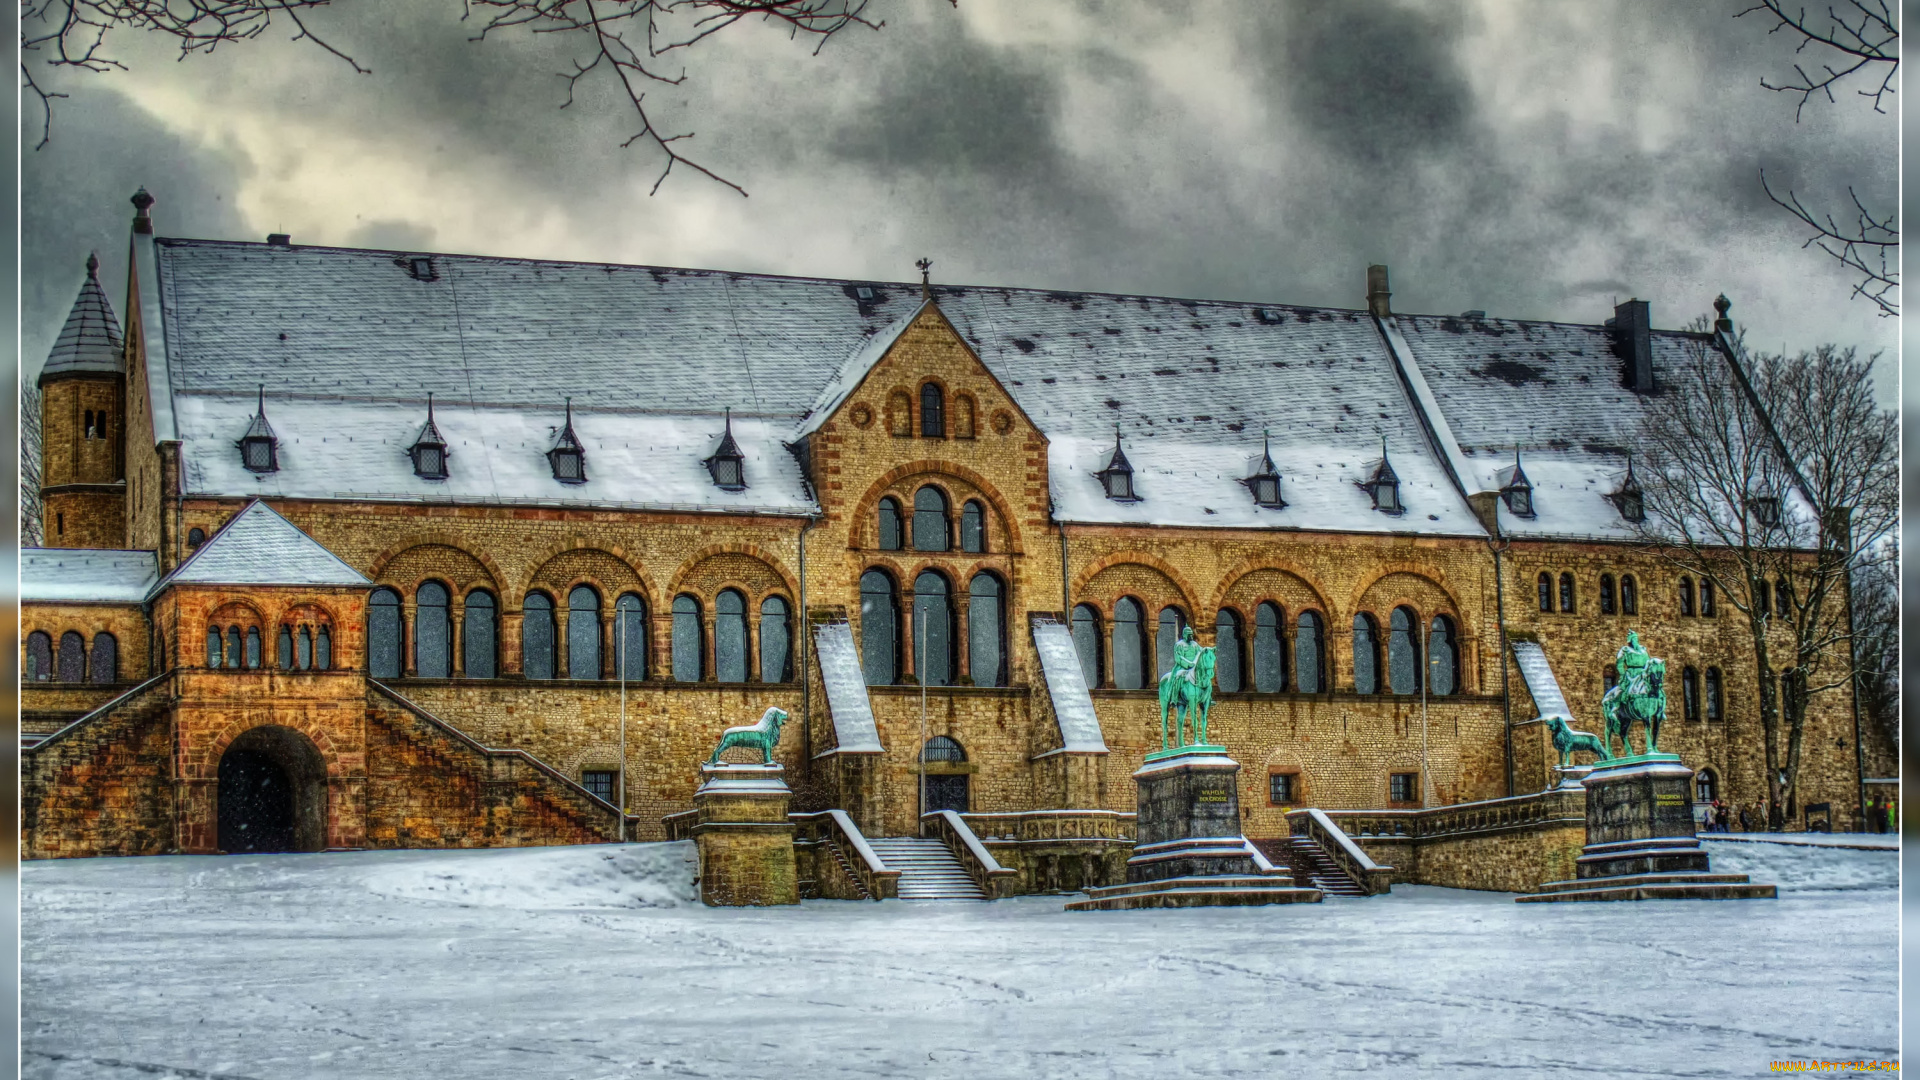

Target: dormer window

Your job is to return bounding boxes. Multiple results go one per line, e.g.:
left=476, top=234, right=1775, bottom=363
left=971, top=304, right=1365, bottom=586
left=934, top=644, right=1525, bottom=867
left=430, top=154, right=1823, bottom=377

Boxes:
left=1095, top=427, right=1139, bottom=502
left=1361, top=439, right=1401, bottom=514
left=1243, top=430, right=1284, bottom=508
left=704, top=408, right=747, bottom=491
left=409, top=393, right=449, bottom=480
left=237, top=386, right=278, bottom=473
left=397, top=255, right=437, bottom=281
left=1498, top=448, right=1533, bottom=517
left=547, top=398, right=586, bottom=484
left=1748, top=494, right=1781, bottom=528
left=1611, top=457, right=1645, bottom=523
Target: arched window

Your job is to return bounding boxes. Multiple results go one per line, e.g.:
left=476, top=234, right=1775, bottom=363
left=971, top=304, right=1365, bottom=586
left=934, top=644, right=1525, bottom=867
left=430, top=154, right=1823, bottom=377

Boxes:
left=913, top=486, right=950, bottom=552
left=369, top=588, right=404, bottom=679
left=316, top=626, right=331, bottom=670
left=465, top=590, right=499, bottom=679
left=225, top=627, right=243, bottom=670
left=187, top=527, right=206, bottom=549
left=954, top=394, right=977, bottom=438
left=27, top=630, right=52, bottom=681
left=205, top=626, right=222, bottom=669
left=759, top=596, right=791, bottom=683
left=877, top=497, right=903, bottom=551
left=672, top=595, right=703, bottom=682
left=1427, top=616, right=1457, bottom=696
left=278, top=625, right=294, bottom=670
left=923, top=735, right=966, bottom=763
left=1699, top=578, right=1716, bottom=617
left=1559, top=573, right=1575, bottom=613
left=1537, top=573, right=1552, bottom=613
left=1295, top=611, right=1324, bottom=693
left=1112, top=597, right=1147, bottom=690
left=522, top=592, right=556, bottom=680
left=58, top=630, right=87, bottom=682
left=1774, top=577, right=1791, bottom=616
left=613, top=593, right=645, bottom=681
left=968, top=573, right=1005, bottom=687
left=1755, top=578, right=1771, bottom=617
left=1679, top=577, right=1695, bottom=617
left=1352, top=613, right=1380, bottom=694
left=1387, top=607, right=1420, bottom=694
left=1705, top=667, right=1724, bottom=722
left=246, top=627, right=262, bottom=670
left=860, top=570, right=899, bottom=685
left=1620, top=575, right=1638, bottom=615
left=1071, top=604, right=1102, bottom=687
left=1252, top=602, right=1287, bottom=693
left=960, top=500, right=986, bottom=553
left=297, top=626, right=313, bottom=670
left=913, top=571, right=954, bottom=687
left=920, top=382, right=945, bottom=438
left=567, top=585, right=602, bottom=679
left=416, top=582, right=452, bottom=678
left=89, top=633, right=116, bottom=684
left=1695, top=768, right=1718, bottom=804
left=1599, top=574, right=1616, bottom=615
left=1156, top=607, right=1187, bottom=681
left=1682, top=666, right=1701, bottom=722
left=715, top=589, right=748, bottom=683
left=1214, top=609, right=1244, bottom=693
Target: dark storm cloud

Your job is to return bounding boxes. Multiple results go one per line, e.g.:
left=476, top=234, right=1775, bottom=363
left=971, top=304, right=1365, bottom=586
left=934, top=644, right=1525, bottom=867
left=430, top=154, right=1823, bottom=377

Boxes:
left=1276, top=0, right=1475, bottom=164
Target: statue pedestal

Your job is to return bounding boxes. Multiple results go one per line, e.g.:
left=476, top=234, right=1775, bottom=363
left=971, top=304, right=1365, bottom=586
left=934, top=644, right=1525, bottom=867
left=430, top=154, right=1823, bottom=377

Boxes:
left=1518, top=755, right=1774, bottom=903
left=1068, top=745, right=1321, bottom=910
left=690, top=764, right=798, bottom=907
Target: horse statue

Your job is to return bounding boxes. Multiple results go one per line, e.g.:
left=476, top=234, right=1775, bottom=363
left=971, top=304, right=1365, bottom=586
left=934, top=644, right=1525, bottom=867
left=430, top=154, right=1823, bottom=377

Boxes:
left=706, top=706, right=789, bottom=766
left=1543, top=714, right=1607, bottom=769
left=1600, top=632, right=1666, bottom=758
left=1156, top=626, right=1218, bottom=749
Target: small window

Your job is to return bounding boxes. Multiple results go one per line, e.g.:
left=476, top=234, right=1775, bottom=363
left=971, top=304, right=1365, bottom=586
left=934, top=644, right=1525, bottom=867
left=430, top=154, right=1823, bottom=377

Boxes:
left=1269, top=772, right=1296, bottom=806
left=226, top=626, right=243, bottom=670
left=410, top=395, right=449, bottom=480
left=1699, top=579, right=1716, bottom=617
left=1537, top=573, right=1552, bottom=613
left=409, top=256, right=435, bottom=280
left=297, top=626, right=313, bottom=670
left=1096, top=430, right=1139, bottom=502
left=238, top=388, right=278, bottom=473
left=877, top=497, right=903, bottom=551
left=1364, top=445, right=1401, bottom=514
left=205, top=626, right=222, bottom=669
left=316, top=626, right=331, bottom=670
left=1679, top=577, right=1696, bottom=617
left=913, top=571, right=955, bottom=686
left=922, top=735, right=966, bottom=763
left=1559, top=572, right=1575, bottom=613
left=246, top=627, right=262, bottom=670
left=1389, top=772, right=1419, bottom=804
left=582, top=770, right=617, bottom=804
left=860, top=570, right=899, bottom=685
left=548, top=400, right=587, bottom=484
left=704, top=410, right=746, bottom=491
left=278, top=626, right=294, bottom=670
left=920, top=382, right=946, bottom=438
left=1695, top=768, right=1718, bottom=804
left=187, top=527, right=206, bottom=549
left=1620, top=575, right=1638, bottom=615
left=1599, top=574, right=1616, bottom=615
left=1683, top=667, right=1701, bottom=722
left=966, top=573, right=1005, bottom=687
left=960, top=500, right=986, bottom=553
left=1705, top=668, right=1724, bottom=722
left=417, top=582, right=452, bottom=678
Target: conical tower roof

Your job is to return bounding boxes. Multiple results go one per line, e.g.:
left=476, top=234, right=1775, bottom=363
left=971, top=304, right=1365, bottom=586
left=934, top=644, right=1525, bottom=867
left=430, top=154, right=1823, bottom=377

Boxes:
left=39, top=253, right=123, bottom=384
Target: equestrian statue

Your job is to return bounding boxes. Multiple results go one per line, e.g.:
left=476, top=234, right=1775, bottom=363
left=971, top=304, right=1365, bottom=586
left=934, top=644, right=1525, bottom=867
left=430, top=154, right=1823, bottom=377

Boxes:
left=1157, top=626, right=1218, bottom=750
left=706, top=706, right=789, bottom=766
left=1599, top=631, right=1667, bottom=759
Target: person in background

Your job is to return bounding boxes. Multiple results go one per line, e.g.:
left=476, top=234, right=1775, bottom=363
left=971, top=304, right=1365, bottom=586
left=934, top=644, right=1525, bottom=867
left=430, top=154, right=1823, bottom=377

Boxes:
left=1738, top=804, right=1755, bottom=832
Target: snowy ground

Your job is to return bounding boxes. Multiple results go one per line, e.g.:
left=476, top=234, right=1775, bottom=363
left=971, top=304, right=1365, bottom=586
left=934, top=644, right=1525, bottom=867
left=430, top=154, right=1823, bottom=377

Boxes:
left=23, top=840, right=1896, bottom=1080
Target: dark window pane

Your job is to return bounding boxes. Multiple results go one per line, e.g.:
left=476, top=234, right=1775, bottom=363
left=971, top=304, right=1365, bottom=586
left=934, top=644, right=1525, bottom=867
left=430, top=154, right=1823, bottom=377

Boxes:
left=316, top=627, right=331, bottom=670
left=1295, top=612, right=1323, bottom=693
left=961, top=501, right=986, bottom=553
left=672, top=595, right=702, bottom=682
left=920, top=383, right=945, bottom=437
left=1537, top=574, right=1552, bottom=613
left=1155, top=608, right=1185, bottom=681
left=1388, top=607, right=1419, bottom=694
left=568, top=585, right=602, bottom=679
left=759, top=596, right=790, bottom=682
left=370, top=588, right=404, bottom=679
left=278, top=626, right=294, bottom=670
left=860, top=571, right=898, bottom=685
left=1621, top=575, right=1637, bottom=615
left=614, top=593, right=645, bottom=681
left=206, top=627, right=222, bottom=670
left=1559, top=573, right=1575, bottom=613
left=187, top=527, right=206, bottom=549
left=1269, top=773, right=1294, bottom=805
left=716, top=589, right=747, bottom=683
left=1599, top=575, right=1616, bottom=615
left=417, top=582, right=452, bottom=678
left=1680, top=578, right=1695, bottom=616
left=1113, top=598, right=1146, bottom=690
left=1706, top=668, right=1723, bottom=722
left=1391, top=773, right=1418, bottom=803
left=923, top=735, right=965, bottom=762
left=246, top=628, right=262, bottom=670
left=968, top=573, right=1004, bottom=687
left=466, top=591, right=498, bottom=679
left=1253, top=602, right=1284, bottom=693
left=57, top=631, right=86, bottom=682
left=914, top=571, right=953, bottom=686
left=582, top=770, right=617, bottom=803
left=1352, top=614, right=1379, bottom=694
left=28, top=631, right=52, bottom=681
left=878, top=498, right=902, bottom=551
left=1214, top=610, right=1243, bottom=693
left=522, top=592, right=555, bottom=680
left=226, top=628, right=243, bottom=671
left=1428, top=617, right=1456, bottom=696
left=1700, top=579, right=1715, bottom=616
left=297, top=627, right=312, bottom=670
left=1683, top=668, right=1700, bottom=721
left=1071, top=605, right=1101, bottom=687
left=89, top=633, right=117, bottom=684
left=913, top=487, right=950, bottom=552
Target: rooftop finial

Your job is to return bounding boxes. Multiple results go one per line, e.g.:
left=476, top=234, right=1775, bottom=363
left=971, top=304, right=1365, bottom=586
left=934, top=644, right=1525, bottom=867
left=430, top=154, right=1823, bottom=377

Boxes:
left=1713, top=293, right=1733, bottom=334
left=427, top=391, right=434, bottom=421
left=131, top=188, right=154, bottom=234
left=257, top=384, right=265, bottom=413
left=85, top=252, right=98, bottom=277
left=916, top=257, right=933, bottom=299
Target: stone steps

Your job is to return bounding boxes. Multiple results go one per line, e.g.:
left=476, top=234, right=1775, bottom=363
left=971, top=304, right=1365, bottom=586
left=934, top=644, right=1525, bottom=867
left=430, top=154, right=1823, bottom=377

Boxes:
left=1286, top=836, right=1368, bottom=897
left=867, top=838, right=988, bottom=901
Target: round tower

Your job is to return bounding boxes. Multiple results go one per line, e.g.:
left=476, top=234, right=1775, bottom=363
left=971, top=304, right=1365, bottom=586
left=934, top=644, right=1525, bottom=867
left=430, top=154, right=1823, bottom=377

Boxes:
left=38, top=251, right=127, bottom=548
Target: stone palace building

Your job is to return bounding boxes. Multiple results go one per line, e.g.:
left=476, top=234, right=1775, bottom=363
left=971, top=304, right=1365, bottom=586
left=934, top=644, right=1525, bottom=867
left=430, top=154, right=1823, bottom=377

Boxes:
left=21, top=190, right=1892, bottom=869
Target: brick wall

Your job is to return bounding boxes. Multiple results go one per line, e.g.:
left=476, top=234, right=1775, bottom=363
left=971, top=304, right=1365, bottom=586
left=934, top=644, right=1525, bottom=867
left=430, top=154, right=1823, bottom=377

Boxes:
left=22, top=677, right=175, bottom=859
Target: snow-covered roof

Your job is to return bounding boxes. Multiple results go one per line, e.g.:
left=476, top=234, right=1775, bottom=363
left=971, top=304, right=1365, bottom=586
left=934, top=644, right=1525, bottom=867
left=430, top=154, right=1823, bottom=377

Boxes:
left=39, top=254, right=122, bottom=381
left=22, top=548, right=158, bottom=604
left=794, top=301, right=927, bottom=438
left=154, top=499, right=371, bottom=594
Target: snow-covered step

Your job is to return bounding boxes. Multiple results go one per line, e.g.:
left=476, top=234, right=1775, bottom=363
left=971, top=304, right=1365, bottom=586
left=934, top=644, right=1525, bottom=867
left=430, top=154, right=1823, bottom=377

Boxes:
left=866, top=838, right=989, bottom=901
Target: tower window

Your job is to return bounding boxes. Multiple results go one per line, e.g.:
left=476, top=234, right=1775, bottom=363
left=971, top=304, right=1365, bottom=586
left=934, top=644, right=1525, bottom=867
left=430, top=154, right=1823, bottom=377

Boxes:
left=920, top=383, right=946, bottom=438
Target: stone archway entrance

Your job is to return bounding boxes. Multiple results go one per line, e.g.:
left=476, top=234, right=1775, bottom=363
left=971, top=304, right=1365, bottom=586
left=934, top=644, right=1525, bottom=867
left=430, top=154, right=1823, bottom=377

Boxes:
left=217, top=726, right=328, bottom=853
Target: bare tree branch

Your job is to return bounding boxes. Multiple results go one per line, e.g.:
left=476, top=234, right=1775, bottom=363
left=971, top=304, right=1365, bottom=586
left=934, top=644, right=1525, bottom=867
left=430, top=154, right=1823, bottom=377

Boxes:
left=1761, top=170, right=1899, bottom=316
left=1736, top=0, right=1898, bottom=118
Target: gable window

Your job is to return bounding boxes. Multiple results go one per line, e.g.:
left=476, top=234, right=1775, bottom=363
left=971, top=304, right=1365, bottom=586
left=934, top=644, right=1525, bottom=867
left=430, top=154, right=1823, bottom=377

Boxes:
left=1537, top=573, right=1553, bottom=613
left=1559, top=573, right=1576, bottom=613
left=1352, top=613, right=1381, bottom=694
left=1214, top=609, right=1245, bottom=693
left=1363, top=441, right=1401, bottom=514
left=672, top=595, right=703, bottom=682
left=1295, top=611, right=1324, bottom=693
left=1599, top=575, right=1616, bottom=615
left=1253, top=602, right=1285, bottom=693
left=1679, top=577, right=1696, bottom=617
left=1387, top=607, right=1419, bottom=694
left=1071, top=604, right=1103, bottom=688
left=568, top=585, right=602, bottom=680
left=913, top=571, right=955, bottom=686
left=715, top=589, right=748, bottom=683
left=1621, top=575, right=1638, bottom=615
left=704, top=409, right=746, bottom=491
left=967, top=573, right=1005, bottom=687
left=417, top=582, right=452, bottom=678
left=410, top=395, right=449, bottom=480
left=188, top=527, right=206, bottom=549
left=369, top=588, right=403, bottom=679
left=913, top=486, right=951, bottom=552
left=1112, top=597, right=1147, bottom=690
left=238, top=387, right=279, bottom=473
left=547, top=399, right=587, bottom=484
left=860, top=570, right=899, bottom=685
left=522, top=592, right=556, bottom=680
left=759, top=595, right=791, bottom=683
left=612, top=593, right=645, bottom=681
left=920, top=383, right=946, bottom=438
left=877, top=497, right=903, bottom=551
left=960, top=500, right=986, bottom=553
left=954, top=394, right=977, bottom=438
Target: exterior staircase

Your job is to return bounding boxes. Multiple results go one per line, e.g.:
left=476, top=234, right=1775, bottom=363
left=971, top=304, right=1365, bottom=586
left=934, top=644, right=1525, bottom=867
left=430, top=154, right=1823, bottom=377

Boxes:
left=866, top=837, right=988, bottom=901
left=1280, top=835, right=1368, bottom=897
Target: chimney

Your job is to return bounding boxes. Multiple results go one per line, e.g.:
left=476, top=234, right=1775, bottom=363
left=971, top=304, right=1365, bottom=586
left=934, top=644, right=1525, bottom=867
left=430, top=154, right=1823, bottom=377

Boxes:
left=1614, top=298, right=1652, bottom=391
left=130, top=188, right=154, bottom=235
left=1366, top=264, right=1392, bottom=318
left=267, top=233, right=292, bottom=247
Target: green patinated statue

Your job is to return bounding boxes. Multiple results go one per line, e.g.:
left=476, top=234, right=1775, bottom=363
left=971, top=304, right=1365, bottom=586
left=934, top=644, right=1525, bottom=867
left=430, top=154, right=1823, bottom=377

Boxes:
left=1599, top=631, right=1667, bottom=759
left=706, top=706, right=789, bottom=766
left=1157, top=626, right=1218, bottom=750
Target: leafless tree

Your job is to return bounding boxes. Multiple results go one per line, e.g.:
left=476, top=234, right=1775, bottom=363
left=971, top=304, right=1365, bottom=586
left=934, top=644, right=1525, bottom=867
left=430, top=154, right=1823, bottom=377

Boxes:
left=1850, top=551, right=1897, bottom=751
left=20, top=0, right=899, bottom=194
left=21, top=375, right=43, bottom=548
left=1634, top=312, right=1895, bottom=830
left=1738, top=1, right=1899, bottom=315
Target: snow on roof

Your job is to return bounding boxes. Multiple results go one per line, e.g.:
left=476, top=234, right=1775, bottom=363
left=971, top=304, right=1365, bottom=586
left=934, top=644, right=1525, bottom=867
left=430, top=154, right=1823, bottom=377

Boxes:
left=795, top=301, right=927, bottom=438
left=40, top=254, right=122, bottom=381
left=1510, top=640, right=1576, bottom=725
left=810, top=622, right=884, bottom=753
left=156, top=499, right=371, bottom=593
left=22, top=548, right=158, bottom=604
left=1030, top=618, right=1107, bottom=753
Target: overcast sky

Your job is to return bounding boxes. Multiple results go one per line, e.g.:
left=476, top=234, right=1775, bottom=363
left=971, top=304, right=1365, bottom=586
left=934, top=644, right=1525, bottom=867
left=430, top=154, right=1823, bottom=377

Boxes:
left=18, top=0, right=1899, bottom=403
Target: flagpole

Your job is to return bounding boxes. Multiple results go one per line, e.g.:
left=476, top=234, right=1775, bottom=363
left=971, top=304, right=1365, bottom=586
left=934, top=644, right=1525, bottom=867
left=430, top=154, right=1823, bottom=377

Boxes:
left=618, top=604, right=628, bottom=843
left=918, top=598, right=928, bottom=835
